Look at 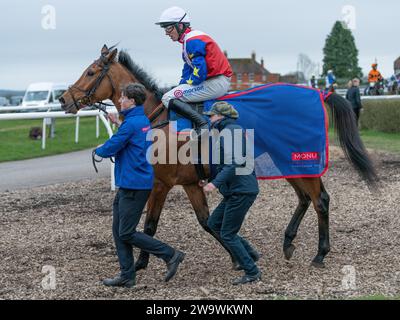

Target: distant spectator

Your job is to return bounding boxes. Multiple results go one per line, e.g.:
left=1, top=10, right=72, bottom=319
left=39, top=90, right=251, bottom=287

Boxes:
left=345, top=78, right=363, bottom=125
left=347, top=80, right=353, bottom=89
left=388, top=74, right=400, bottom=95
left=325, top=70, right=336, bottom=90
left=309, top=75, right=318, bottom=89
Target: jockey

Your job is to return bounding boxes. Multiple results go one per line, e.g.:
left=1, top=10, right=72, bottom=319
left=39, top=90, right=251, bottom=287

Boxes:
left=368, top=63, right=383, bottom=83
left=156, top=6, right=233, bottom=137
left=325, top=70, right=336, bottom=89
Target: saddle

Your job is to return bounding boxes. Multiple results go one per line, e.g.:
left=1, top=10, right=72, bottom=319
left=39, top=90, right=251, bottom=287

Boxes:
left=148, top=101, right=208, bottom=185
left=150, top=102, right=205, bottom=130
left=167, top=102, right=208, bottom=185
left=168, top=102, right=205, bottom=126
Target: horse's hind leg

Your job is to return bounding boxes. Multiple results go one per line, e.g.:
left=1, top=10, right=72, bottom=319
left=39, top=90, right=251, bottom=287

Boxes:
left=283, top=179, right=311, bottom=260
left=182, top=183, right=237, bottom=268
left=134, top=180, right=171, bottom=271
left=310, top=181, right=330, bottom=268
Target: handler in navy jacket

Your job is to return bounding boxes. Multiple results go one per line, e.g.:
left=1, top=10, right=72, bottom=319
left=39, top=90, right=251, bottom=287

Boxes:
left=203, top=101, right=261, bottom=285
left=95, top=83, right=185, bottom=288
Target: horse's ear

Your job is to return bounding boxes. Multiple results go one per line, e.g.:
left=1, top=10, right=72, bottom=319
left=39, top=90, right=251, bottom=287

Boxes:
left=107, top=48, right=118, bottom=62
left=101, top=44, right=109, bottom=56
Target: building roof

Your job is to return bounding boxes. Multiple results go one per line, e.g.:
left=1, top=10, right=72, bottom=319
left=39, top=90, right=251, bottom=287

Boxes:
left=395, top=56, right=400, bottom=70
left=228, top=58, right=270, bottom=75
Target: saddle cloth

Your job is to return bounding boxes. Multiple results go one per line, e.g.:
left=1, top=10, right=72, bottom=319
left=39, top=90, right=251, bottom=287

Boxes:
left=204, top=83, right=329, bottom=179
left=168, top=83, right=329, bottom=179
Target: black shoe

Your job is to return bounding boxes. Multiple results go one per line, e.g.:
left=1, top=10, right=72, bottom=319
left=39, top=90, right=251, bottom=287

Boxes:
left=165, top=250, right=185, bottom=282
left=102, top=276, right=135, bottom=288
left=232, top=271, right=262, bottom=285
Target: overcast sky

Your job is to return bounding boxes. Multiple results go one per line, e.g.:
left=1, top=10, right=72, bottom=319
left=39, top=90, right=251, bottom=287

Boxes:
left=1, top=0, right=399, bottom=90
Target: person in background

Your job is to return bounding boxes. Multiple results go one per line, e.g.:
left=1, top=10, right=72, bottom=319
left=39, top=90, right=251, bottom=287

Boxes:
left=309, top=75, right=318, bottom=89
left=368, top=63, right=383, bottom=84
left=325, top=70, right=336, bottom=91
left=345, top=78, right=363, bottom=125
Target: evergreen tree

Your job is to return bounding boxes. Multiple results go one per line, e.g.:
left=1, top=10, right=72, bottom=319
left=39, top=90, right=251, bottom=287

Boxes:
left=323, top=21, right=363, bottom=79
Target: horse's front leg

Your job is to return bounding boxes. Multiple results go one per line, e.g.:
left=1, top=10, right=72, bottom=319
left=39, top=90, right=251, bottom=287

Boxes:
left=135, top=180, right=171, bottom=271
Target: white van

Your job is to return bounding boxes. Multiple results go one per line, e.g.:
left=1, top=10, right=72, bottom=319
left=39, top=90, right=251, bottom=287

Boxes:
left=22, top=82, right=68, bottom=108
left=0, top=96, right=10, bottom=106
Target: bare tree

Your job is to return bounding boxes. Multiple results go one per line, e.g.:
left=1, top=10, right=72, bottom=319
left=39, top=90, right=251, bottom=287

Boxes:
left=297, top=53, right=319, bottom=81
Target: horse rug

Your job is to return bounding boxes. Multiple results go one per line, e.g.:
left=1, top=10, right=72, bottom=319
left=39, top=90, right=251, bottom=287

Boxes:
left=170, top=83, right=329, bottom=180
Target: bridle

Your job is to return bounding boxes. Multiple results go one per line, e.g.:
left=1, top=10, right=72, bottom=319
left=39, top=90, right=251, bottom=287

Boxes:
left=67, top=52, right=170, bottom=172
left=67, top=55, right=116, bottom=115
left=68, top=54, right=118, bottom=173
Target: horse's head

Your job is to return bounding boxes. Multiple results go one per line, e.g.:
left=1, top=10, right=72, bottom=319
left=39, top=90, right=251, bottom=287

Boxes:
left=59, top=45, right=118, bottom=114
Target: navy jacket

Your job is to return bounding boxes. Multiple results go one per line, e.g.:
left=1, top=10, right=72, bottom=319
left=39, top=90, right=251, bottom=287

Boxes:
left=210, top=118, right=259, bottom=196
left=346, top=86, right=363, bottom=110
left=95, top=106, right=153, bottom=190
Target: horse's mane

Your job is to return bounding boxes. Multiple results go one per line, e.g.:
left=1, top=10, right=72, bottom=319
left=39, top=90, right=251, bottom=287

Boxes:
left=118, top=50, right=168, bottom=102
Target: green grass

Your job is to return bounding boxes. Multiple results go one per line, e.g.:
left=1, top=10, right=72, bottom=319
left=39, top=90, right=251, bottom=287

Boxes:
left=0, top=118, right=111, bottom=162
left=1, top=120, right=399, bottom=163
left=329, top=129, right=400, bottom=154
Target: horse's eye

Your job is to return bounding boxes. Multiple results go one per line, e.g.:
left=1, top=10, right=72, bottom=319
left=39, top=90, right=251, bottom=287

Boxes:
left=87, top=70, right=95, bottom=76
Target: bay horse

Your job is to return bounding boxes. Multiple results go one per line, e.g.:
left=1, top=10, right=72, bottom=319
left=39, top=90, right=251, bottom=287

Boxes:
left=59, top=45, right=378, bottom=270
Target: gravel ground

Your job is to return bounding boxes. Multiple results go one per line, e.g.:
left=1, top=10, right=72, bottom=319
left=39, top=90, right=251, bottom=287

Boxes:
left=0, top=147, right=399, bottom=300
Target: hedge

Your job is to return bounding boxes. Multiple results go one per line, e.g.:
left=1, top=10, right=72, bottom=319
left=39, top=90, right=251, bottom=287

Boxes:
left=359, top=99, right=400, bottom=133
left=325, top=98, right=400, bottom=133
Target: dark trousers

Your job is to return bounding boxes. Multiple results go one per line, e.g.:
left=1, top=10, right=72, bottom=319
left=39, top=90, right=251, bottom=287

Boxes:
left=353, top=108, right=361, bottom=123
left=112, top=188, right=175, bottom=280
left=207, top=193, right=259, bottom=276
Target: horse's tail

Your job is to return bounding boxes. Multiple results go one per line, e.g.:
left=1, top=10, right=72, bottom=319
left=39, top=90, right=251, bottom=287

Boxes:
left=325, top=93, right=379, bottom=190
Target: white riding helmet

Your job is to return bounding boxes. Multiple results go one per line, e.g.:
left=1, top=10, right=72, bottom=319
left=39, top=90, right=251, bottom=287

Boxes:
left=155, top=6, right=190, bottom=28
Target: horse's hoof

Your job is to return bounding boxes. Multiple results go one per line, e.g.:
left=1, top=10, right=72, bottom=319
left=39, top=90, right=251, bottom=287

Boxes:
left=283, top=244, right=296, bottom=260
left=311, top=260, right=325, bottom=268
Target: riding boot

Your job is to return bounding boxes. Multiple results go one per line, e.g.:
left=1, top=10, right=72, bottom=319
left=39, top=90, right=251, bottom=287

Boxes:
left=168, top=99, right=208, bottom=139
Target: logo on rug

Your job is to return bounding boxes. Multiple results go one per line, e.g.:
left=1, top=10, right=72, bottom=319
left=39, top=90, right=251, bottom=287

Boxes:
left=292, top=152, right=320, bottom=161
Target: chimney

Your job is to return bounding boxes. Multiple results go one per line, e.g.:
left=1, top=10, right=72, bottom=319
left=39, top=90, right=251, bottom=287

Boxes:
left=261, top=57, right=264, bottom=68
left=251, top=51, right=256, bottom=62
left=223, top=50, right=228, bottom=58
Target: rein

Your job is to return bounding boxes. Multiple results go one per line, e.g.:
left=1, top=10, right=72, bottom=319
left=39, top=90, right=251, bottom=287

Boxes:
left=92, top=149, right=114, bottom=174
left=147, top=103, right=169, bottom=129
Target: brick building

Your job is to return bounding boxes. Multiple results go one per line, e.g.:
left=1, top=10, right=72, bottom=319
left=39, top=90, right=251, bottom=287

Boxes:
left=226, top=51, right=281, bottom=91
left=395, top=56, right=400, bottom=75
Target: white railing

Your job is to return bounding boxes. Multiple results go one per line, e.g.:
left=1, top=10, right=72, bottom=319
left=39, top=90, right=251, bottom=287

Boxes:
left=0, top=108, right=118, bottom=190
left=0, top=103, right=63, bottom=112
left=329, top=87, right=400, bottom=100
left=0, top=100, right=114, bottom=112
left=361, top=95, right=400, bottom=100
